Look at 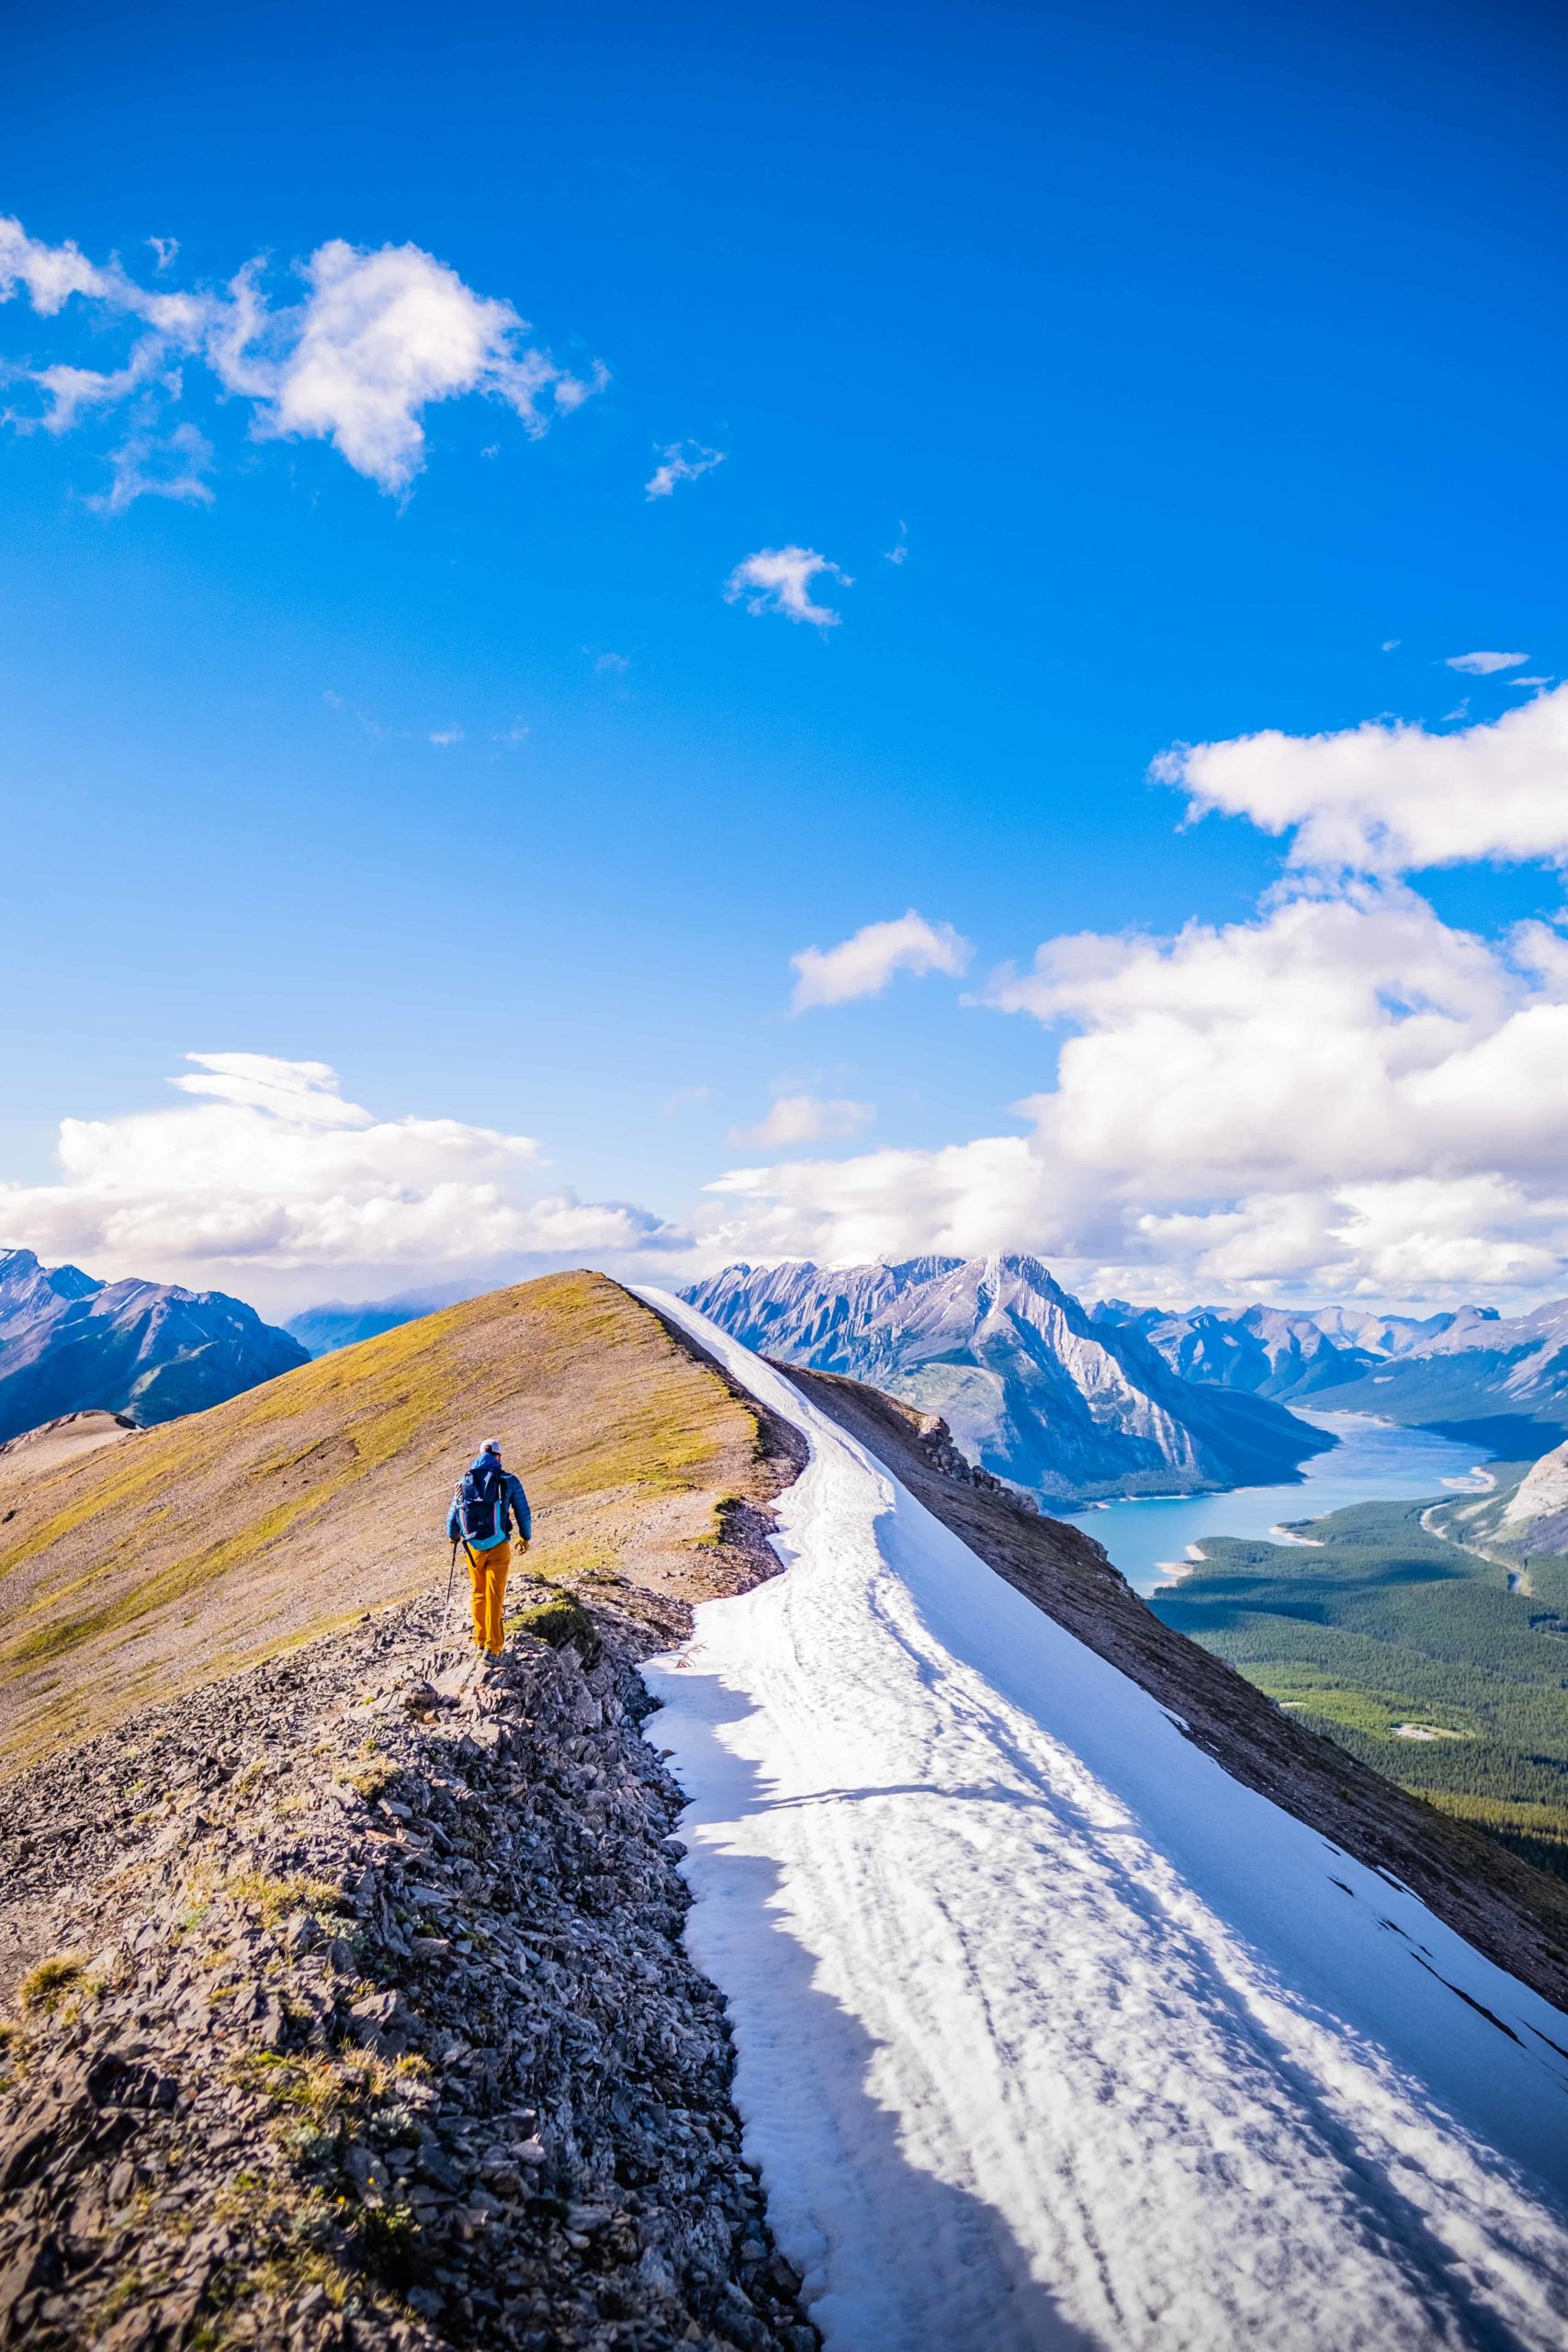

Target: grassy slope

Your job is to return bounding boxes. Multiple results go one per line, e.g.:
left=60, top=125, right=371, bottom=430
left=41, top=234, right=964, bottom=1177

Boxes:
left=1154, top=1496, right=1568, bottom=1878
left=0, top=1272, right=773, bottom=1772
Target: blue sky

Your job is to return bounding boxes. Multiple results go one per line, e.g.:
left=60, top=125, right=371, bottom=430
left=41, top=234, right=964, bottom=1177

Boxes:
left=3, top=0, right=1566, bottom=1313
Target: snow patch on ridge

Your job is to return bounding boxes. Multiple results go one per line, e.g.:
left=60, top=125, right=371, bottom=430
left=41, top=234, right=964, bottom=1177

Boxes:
left=638, top=1286, right=1568, bottom=2352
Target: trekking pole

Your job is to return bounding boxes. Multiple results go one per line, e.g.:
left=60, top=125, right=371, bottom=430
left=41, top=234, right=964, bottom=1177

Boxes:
left=429, top=1538, right=460, bottom=1670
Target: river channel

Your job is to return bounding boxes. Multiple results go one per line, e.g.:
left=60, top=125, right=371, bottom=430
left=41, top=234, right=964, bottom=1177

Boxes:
left=1057, top=1411, right=1495, bottom=1597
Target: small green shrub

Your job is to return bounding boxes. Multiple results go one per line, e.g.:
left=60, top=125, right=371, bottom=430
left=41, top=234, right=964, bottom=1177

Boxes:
left=510, top=1596, right=596, bottom=1652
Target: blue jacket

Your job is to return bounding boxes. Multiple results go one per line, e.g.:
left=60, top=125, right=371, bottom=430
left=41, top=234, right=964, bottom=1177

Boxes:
left=447, top=1457, right=532, bottom=1550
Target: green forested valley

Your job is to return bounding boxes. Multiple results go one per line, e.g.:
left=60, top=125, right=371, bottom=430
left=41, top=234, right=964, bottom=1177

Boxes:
left=1152, top=1489, right=1568, bottom=1880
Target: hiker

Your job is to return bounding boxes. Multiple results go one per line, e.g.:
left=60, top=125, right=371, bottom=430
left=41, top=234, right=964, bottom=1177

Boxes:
left=447, top=1438, right=532, bottom=1657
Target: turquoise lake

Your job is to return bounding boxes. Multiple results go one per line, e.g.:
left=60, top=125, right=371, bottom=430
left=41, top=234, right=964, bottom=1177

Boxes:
left=1056, top=1412, right=1495, bottom=1597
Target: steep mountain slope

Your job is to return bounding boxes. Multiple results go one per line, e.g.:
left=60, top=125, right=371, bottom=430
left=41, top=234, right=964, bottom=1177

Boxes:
left=684, top=1255, right=1333, bottom=1501
left=0, top=1247, right=305, bottom=1442
left=0, top=1271, right=797, bottom=1770
left=1308, top=1295, right=1568, bottom=1452
left=1100, top=1298, right=1378, bottom=1397
left=644, top=1292, right=1568, bottom=2350
left=1430, top=1436, right=1568, bottom=1565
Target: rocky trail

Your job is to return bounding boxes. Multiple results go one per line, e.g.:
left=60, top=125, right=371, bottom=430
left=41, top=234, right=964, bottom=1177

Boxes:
left=0, top=1580, right=818, bottom=2352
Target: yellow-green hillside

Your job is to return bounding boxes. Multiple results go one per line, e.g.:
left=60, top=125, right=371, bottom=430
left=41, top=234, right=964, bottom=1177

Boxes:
left=0, top=1272, right=773, bottom=1770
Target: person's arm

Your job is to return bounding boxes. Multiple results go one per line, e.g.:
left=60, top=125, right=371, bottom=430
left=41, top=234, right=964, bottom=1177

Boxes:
left=446, top=1491, right=461, bottom=1543
left=507, top=1472, right=532, bottom=1544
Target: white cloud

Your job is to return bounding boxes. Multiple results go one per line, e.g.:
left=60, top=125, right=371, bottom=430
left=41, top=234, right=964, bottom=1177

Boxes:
left=790, top=911, right=973, bottom=1012
left=429, top=725, right=464, bottom=746
left=147, top=236, right=179, bottom=272
left=728, top=1094, right=874, bottom=1148
left=210, top=241, right=600, bottom=493
left=88, top=416, right=214, bottom=516
left=0, top=216, right=118, bottom=314
left=704, top=885, right=1568, bottom=1306
left=645, top=440, right=725, bottom=499
left=885, top=523, right=908, bottom=565
left=0, top=214, right=600, bottom=503
left=1381, top=639, right=1401, bottom=652
left=0, top=1052, right=678, bottom=1305
left=1444, top=650, right=1529, bottom=675
left=725, top=546, right=850, bottom=627
left=1156, top=683, right=1568, bottom=874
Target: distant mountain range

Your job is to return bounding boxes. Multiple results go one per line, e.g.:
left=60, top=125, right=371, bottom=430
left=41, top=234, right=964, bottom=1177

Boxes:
left=0, top=1248, right=307, bottom=1444
left=682, top=1256, right=1336, bottom=1503
left=1096, top=1300, right=1381, bottom=1400
left=685, top=1259, right=1568, bottom=1503
left=1284, top=1300, right=1568, bottom=1453
left=283, top=1283, right=474, bottom=1357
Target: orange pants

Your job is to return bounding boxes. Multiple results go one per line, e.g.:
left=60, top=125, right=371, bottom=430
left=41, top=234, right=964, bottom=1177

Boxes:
left=467, top=1541, right=511, bottom=1654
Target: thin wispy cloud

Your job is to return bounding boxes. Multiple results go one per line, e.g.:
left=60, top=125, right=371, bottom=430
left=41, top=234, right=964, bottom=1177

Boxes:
left=885, top=522, right=908, bottom=565
left=726, top=546, right=851, bottom=627
left=1444, top=650, right=1529, bottom=675
left=645, top=439, right=726, bottom=499
left=728, top=1093, right=874, bottom=1148
left=791, top=910, right=973, bottom=1011
left=0, top=213, right=603, bottom=505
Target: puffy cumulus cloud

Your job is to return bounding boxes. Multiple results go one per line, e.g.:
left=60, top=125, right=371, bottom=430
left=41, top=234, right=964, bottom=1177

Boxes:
left=728, top=1094, right=874, bottom=1149
left=0, top=214, right=599, bottom=503
left=706, top=1136, right=1046, bottom=1271
left=791, top=911, right=973, bottom=1012
left=645, top=440, right=725, bottom=499
left=212, top=242, right=599, bottom=494
left=0, top=1053, right=678, bottom=1306
left=725, top=547, right=850, bottom=627
left=703, top=886, right=1568, bottom=1306
left=1156, top=684, right=1568, bottom=875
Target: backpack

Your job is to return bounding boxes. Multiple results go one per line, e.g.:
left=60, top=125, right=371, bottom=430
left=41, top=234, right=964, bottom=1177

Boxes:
left=455, top=1459, right=508, bottom=1546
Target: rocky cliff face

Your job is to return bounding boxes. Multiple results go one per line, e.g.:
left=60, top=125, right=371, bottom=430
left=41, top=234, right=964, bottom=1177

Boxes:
left=0, top=1250, right=307, bottom=1445
left=1502, top=1440, right=1568, bottom=1555
left=1432, top=1438, right=1568, bottom=1565
left=682, top=1257, right=1333, bottom=1503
